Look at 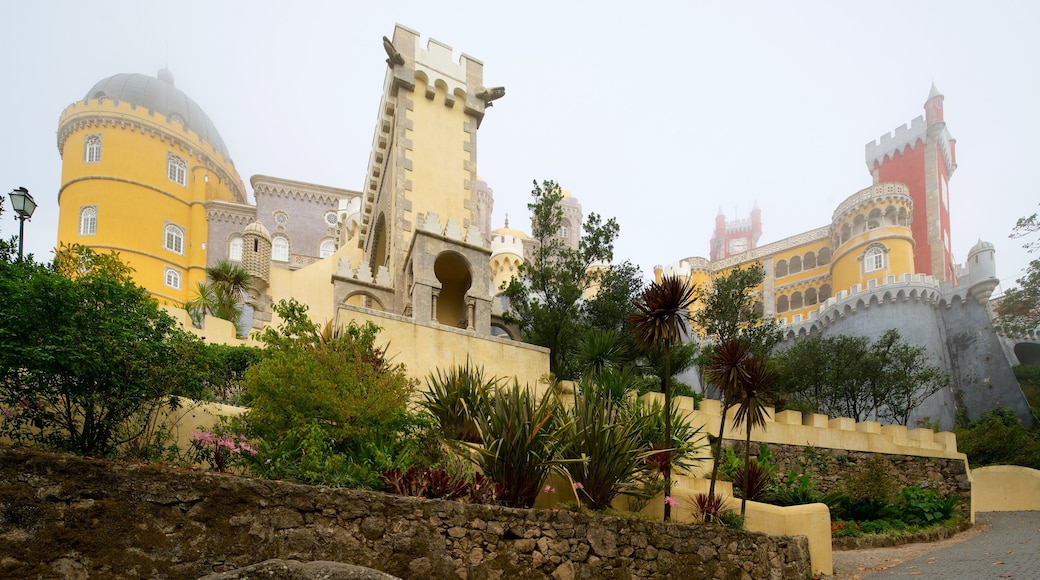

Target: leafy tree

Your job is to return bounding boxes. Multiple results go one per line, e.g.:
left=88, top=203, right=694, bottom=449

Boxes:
left=772, top=330, right=949, bottom=424
left=702, top=339, right=754, bottom=505
left=995, top=207, right=1040, bottom=334
left=195, top=343, right=263, bottom=404
left=0, top=245, right=207, bottom=456
left=629, top=275, right=696, bottom=521
left=502, top=180, right=640, bottom=378
left=955, top=408, right=1040, bottom=469
left=693, top=263, right=782, bottom=357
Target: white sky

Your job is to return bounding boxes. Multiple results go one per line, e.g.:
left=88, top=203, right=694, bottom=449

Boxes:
left=2, top=1, right=1036, bottom=294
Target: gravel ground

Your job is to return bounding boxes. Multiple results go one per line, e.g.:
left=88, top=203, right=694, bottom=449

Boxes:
left=830, top=521, right=988, bottom=578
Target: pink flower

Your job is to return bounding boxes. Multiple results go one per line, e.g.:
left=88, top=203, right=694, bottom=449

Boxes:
left=572, top=482, right=584, bottom=490
left=664, top=496, right=679, bottom=508
left=543, top=485, right=556, bottom=494
left=2, top=408, right=19, bottom=419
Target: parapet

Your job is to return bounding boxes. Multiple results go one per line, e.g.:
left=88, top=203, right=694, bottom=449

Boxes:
left=865, top=116, right=927, bottom=170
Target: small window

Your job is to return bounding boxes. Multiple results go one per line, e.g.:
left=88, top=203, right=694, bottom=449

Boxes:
left=273, top=211, right=289, bottom=226
left=272, top=235, right=290, bottom=262
left=84, top=135, right=102, bottom=164
left=864, top=246, right=885, bottom=273
left=164, top=267, right=181, bottom=290
left=319, top=239, right=336, bottom=258
left=167, top=155, right=187, bottom=186
left=79, top=206, right=97, bottom=236
left=324, top=211, right=339, bottom=227
left=229, top=236, right=243, bottom=261
left=164, top=224, right=185, bottom=255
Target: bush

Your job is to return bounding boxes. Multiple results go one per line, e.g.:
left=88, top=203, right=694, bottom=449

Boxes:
left=897, top=486, right=958, bottom=526
left=421, top=359, right=498, bottom=443
left=955, top=408, right=1040, bottom=469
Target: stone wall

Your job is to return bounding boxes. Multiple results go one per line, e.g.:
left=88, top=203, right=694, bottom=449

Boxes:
left=0, top=448, right=810, bottom=580
left=724, top=441, right=972, bottom=513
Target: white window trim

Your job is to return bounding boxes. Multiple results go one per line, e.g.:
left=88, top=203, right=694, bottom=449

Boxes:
left=319, top=238, right=336, bottom=258
left=84, top=135, right=102, bottom=164
left=164, top=267, right=182, bottom=290
left=863, top=245, right=886, bottom=273
left=79, top=205, right=97, bottom=236
left=272, top=235, right=290, bottom=262
left=229, top=236, right=243, bottom=261
left=167, top=154, right=187, bottom=186
left=164, top=223, right=186, bottom=255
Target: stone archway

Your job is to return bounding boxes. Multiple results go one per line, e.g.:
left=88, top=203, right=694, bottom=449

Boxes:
left=434, top=252, right=472, bottom=327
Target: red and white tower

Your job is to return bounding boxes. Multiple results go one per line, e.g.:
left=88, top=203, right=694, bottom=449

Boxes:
left=866, top=84, right=958, bottom=282
left=709, top=204, right=762, bottom=261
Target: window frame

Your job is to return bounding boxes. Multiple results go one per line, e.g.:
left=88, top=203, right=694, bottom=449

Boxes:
left=272, top=235, right=290, bottom=262
left=78, top=205, right=97, bottom=236
left=167, top=154, right=187, bottom=186
left=164, top=223, right=186, bottom=255
left=863, top=245, right=885, bottom=273
left=319, top=238, right=336, bottom=258
left=228, top=235, right=244, bottom=261
left=164, top=267, right=182, bottom=290
left=84, top=134, right=102, bottom=164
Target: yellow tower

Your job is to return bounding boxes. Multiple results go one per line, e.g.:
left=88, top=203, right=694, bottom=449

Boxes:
left=829, top=182, right=915, bottom=294
left=56, top=69, right=246, bottom=304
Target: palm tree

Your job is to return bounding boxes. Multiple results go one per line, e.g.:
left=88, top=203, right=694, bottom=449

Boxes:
left=184, top=261, right=254, bottom=333
left=730, top=356, right=774, bottom=517
left=702, top=339, right=753, bottom=507
left=629, top=275, right=695, bottom=521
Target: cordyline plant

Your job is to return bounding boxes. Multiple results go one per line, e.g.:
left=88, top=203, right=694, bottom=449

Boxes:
left=699, top=338, right=753, bottom=520
left=421, top=359, right=499, bottom=443
left=465, top=382, right=569, bottom=508
left=628, top=275, right=696, bottom=521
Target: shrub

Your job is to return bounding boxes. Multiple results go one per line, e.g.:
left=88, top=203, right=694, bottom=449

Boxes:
left=693, top=491, right=729, bottom=523
left=380, top=467, right=504, bottom=505
left=421, top=360, right=498, bottom=443
left=955, top=408, right=1040, bottom=469
left=897, top=486, right=958, bottom=526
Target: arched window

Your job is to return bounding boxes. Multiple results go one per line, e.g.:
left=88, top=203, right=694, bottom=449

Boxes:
left=167, top=154, right=187, bottom=186
left=272, top=235, right=290, bottom=262
left=84, top=135, right=101, bottom=164
left=804, top=252, right=817, bottom=270
left=818, top=247, right=832, bottom=265
left=228, top=236, right=243, bottom=261
left=164, top=224, right=185, bottom=254
left=791, top=292, right=804, bottom=310
left=776, top=295, right=789, bottom=313
left=79, top=206, right=97, bottom=236
left=790, top=255, right=802, bottom=274
left=775, top=259, right=788, bottom=277
left=819, top=284, right=832, bottom=302
left=559, top=220, right=570, bottom=241
left=806, top=287, right=818, bottom=306
left=319, top=239, right=336, bottom=258
left=164, top=267, right=181, bottom=290
left=864, top=246, right=885, bottom=273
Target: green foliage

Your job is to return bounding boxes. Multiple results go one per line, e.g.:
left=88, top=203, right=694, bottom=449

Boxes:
left=466, top=382, right=566, bottom=508
left=0, top=245, right=207, bottom=457
left=501, top=180, right=641, bottom=379
left=185, top=261, right=255, bottom=335
left=997, top=207, right=1040, bottom=334
left=1013, top=364, right=1040, bottom=414
left=954, top=408, right=1040, bottom=469
left=772, top=329, right=950, bottom=424
left=193, top=343, right=262, bottom=404
left=769, top=471, right=826, bottom=507
left=380, top=467, right=504, bottom=504
left=630, top=396, right=705, bottom=476
left=693, top=263, right=782, bottom=356
left=421, top=359, right=499, bottom=443
left=237, top=299, right=436, bottom=488
left=897, top=487, right=958, bottom=526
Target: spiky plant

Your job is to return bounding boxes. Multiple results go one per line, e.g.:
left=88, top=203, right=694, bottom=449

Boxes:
left=421, top=360, right=498, bottom=443
left=703, top=339, right=753, bottom=502
left=730, top=357, right=775, bottom=515
left=629, top=275, right=696, bottom=521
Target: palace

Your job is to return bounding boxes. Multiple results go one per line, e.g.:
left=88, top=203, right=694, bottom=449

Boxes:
left=54, top=25, right=1031, bottom=429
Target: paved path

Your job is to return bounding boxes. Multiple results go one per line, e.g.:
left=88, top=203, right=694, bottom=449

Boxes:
left=837, top=512, right=1040, bottom=579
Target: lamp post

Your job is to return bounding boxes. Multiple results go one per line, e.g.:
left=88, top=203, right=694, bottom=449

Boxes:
left=8, top=187, right=37, bottom=260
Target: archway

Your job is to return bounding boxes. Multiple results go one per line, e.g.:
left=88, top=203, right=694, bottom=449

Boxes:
left=434, top=252, right=473, bottom=327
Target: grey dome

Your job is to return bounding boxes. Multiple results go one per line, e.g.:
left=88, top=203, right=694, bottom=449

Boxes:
left=85, top=71, right=232, bottom=160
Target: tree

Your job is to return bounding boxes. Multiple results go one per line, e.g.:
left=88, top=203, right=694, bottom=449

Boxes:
left=693, top=263, right=782, bottom=357
left=997, top=208, right=1040, bottom=333
left=772, top=330, right=949, bottom=425
left=629, top=275, right=696, bottom=521
left=0, top=244, right=207, bottom=456
left=185, top=260, right=254, bottom=334
left=702, top=339, right=754, bottom=507
left=502, top=180, right=639, bottom=378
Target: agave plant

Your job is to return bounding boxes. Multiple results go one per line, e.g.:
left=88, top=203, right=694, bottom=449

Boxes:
left=628, top=275, right=696, bottom=521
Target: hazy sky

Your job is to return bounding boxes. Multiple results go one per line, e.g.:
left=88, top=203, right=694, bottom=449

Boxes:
left=3, top=1, right=1036, bottom=294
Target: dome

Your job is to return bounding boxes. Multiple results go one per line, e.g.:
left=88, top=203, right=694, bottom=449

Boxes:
left=84, top=71, right=232, bottom=160
left=969, top=239, right=995, bottom=255
left=244, top=220, right=271, bottom=239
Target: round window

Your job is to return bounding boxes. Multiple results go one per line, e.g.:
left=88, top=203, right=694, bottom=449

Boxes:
left=324, top=211, right=339, bottom=226
left=273, top=211, right=289, bottom=225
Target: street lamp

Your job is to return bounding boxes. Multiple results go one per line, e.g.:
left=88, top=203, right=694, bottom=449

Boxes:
left=8, top=187, right=36, bottom=260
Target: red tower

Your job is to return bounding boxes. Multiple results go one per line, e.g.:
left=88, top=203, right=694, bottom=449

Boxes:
left=710, top=204, right=762, bottom=261
left=866, top=84, right=958, bottom=282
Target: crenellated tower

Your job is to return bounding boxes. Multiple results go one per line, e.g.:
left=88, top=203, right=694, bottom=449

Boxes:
left=709, top=205, right=762, bottom=261
left=866, top=84, right=958, bottom=282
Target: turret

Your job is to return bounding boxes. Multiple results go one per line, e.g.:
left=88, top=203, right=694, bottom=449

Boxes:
left=925, top=83, right=944, bottom=128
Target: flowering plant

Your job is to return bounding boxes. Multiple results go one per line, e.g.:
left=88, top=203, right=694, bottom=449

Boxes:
left=189, top=427, right=256, bottom=472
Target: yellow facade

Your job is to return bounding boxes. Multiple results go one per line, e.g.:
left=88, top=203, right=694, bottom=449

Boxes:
left=56, top=77, right=245, bottom=306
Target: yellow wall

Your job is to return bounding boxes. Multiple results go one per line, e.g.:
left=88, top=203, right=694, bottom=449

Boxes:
left=405, top=77, right=473, bottom=233
left=831, top=228, right=915, bottom=294
left=57, top=99, right=244, bottom=306
left=971, top=466, right=1040, bottom=512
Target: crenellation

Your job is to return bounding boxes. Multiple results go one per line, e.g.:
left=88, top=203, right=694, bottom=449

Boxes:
left=865, top=116, right=927, bottom=169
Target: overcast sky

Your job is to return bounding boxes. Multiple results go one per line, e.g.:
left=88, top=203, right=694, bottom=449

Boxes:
left=2, top=1, right=1036, bottom=294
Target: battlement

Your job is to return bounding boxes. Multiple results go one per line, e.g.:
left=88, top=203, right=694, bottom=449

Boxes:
left=490, top=233, right=526, bottom=258
left=393, top=24, right=484, bottom=98
left=724, top=217, right=753, bottom=232
left=644, top=393, right=961, bottom=458
left=831, top=182, right=912, bottom=225
left=865, top=115, right=926, bottom=170
left=416, top=211, right=485, bottom=248
left=659, top=256, right=712, bottom=278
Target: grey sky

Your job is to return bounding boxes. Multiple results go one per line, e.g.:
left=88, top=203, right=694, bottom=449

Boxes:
left=3, top=1, right=1036, bottom=294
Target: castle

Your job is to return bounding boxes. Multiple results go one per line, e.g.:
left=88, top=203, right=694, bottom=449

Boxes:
left=54, top=25, right=1030, bottom=429
left=657, top=85, right=1032, bottom=429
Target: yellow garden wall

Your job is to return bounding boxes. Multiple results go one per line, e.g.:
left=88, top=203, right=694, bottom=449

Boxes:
left=971, top=466, right=1040, bottom=512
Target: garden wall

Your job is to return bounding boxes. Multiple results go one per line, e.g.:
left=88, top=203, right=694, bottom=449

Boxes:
left=0, top=448, right=810, bottom=580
